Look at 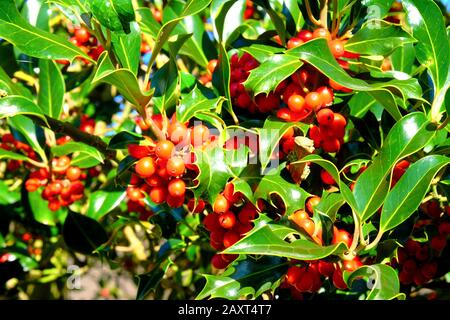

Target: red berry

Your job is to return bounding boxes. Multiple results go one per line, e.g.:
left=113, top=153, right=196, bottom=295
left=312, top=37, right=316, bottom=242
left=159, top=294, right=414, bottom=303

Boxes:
left=203, top=213, right=221, bottom=232
left=187, top=198, right=206, bottom=213
left=286, top=266, right=303, bottom=285
left=219, top=211, right=237, bottom=229
left=316, top=86, right=334, bottom=107
left=167, top=178, right=186, bottom=197
left=328, top=40, right=345, bottom=58
left=332, top=227, right=352, bottom=247
left=74, top=28, right=90, bottom=44
left=223, top=182, right=242, bottom=204
left=413, top=270, right=428, bottom=286
left=207, top=59, right=218, bottom=74
left=238, top=203, right=258, bottom=224
left=305, top=92, right=322, bottom=110
left=438, top=222, right=450, bottom=235
left=135, top=157, right=156, bottom=178
left=421, top=262, right=438, bottom=279
left=297, top=218, right=315, bottom=237
left=191, top=125, right=210, bottom=146
left=149, top=186, right=167, bottom=204
left=255, top=93, right=280, bottom=112
left=211, top=254, right=229, bottom=269
left=306, top=196, right=321, bottom=214
left=127, top=187, right=144, bottom=201
left=425, top=201, right=442, bottom=218
left=343, top=257, right=363, bottom=272
left=166, top=194, right=184, bottom=208
left=329, top=79, right=351, bottom=93
left=322, top=138, right=341, bottom=153
left=415, top=246, right=429, bottom=261
left=168, top=122, right=188, bottom=145
left=312, top=28, right=331, bottom=40
left=332, top=267, right=348, bottom=289
left=431, top=235, right=447, bottom=252
left=297, top=30, right=313, bottom=42
left=276, top=108, right=293, bottom=121
left=25, top=178, right=41, bottom=192
left=399, top=270, right=413, bottom=285
left=155, top=140, right=175, bottom=160
left=317, top=108, right=335, bottom=126
left=318, top=260, right=335, bottom=277
left=320, top=169, right=336, bottom=185
left=166, top=157, right=185, bottom=177
left=287, top=94, right=306, bottom=113
left=331, top=113, right=347, bottom=132
left=223, top=231, right=240, bottom=248
left=66, top=167, right=81, bottom=181
left=402, top=259, right=417, bottom=274
left=213, top=194, right=230, bottom=214
left=48, top=199, right=61, bottom=211
left=295, top=268, right=315, bottom=292
left=287, top=37, right=304, bottom=49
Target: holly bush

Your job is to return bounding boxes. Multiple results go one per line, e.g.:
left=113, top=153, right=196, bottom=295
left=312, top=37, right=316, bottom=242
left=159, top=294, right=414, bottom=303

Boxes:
left=0, top=0, right=449, bottom=301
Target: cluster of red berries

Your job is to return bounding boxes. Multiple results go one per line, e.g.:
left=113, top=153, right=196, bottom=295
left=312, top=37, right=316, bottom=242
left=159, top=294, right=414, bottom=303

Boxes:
left=308, top=109, right=347, bottom=153
left=57, top=26, right=104, bottom=65
left=394, top=239, right=441, bottom=286
left=283, top=259, right=345, bottom=298
left=126, top=115, right=215, bottom=209
left=283, top=246, right=364, bottom=298
left=229, top=52, right=260, bottom=112
left=203, top=183, right=259, bottom=269
left=289, top=201, right=323, bottom=245
left=390, top=200, right=449, bottom=286
left=286, top=198, right=365, bottom=297
left=25, top=156, right=86, bottom=211
left=228, top=30, right=352, bottom=153
left=0, top=133, right=38, bottom=171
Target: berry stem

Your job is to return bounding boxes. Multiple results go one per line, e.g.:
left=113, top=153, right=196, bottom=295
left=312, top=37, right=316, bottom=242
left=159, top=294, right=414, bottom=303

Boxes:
left=319, top=0, right=328, bottom=29
left=331, top=0, right=340, bottom=38
left=305, top=0, right=323, bottom=27
left=364, top=228, right=384, bottom=251
left=26, top=114, right=116, bottom=160
left=348, top=210, right=360, bottom=253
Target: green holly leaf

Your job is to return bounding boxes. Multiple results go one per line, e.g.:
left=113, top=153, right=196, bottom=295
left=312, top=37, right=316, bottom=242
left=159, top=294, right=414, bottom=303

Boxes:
left=222, top=225, right=347, bottom=260
left=353, top=112, right=435, bottom=222
left=193, top=145, right=234, bottom=203
left=344, top=264, right=403, bottom=300
left=38, top=59, right=65, bottom=120
left=380, top=155, right=450, bottom=232
left=86, top=189, right=127, bottom=221
left=92, top=51, right=153, bottom=115
left=51, top=141, right=104, bottom=165
left=196, top=256, right=288, bottom=300
left=254, top=163, right=309, bottom=216
left=258, top=116, right=308, bottom=172
left=91, top=0, right=135, bottom=33
left=0, top=0, right=91, bottom=61
left=345, top=21, right=417, bottom=57
left=177, top=87, right=225, bottom=123
left=244, top=54, right=303, bottom=96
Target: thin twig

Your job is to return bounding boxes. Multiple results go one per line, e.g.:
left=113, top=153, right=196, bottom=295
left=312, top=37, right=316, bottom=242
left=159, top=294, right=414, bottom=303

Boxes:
left=320, top=0, right=328, bottom=29
left=305, top=0, right=323, bottom=27
left=26, top=115, right=117, bottom=160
